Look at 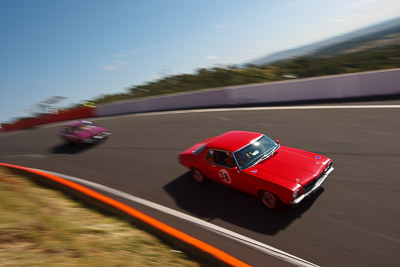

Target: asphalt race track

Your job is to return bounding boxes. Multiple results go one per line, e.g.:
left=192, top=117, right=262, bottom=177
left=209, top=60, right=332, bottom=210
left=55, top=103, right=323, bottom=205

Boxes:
left=1, top=100, right=399, bottom=266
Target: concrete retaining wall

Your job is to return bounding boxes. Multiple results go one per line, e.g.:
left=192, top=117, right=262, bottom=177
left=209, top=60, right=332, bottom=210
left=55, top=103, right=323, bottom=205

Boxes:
left=2, top=69, right=399, bottom=133
left=96, top=68, right=400, bottom=117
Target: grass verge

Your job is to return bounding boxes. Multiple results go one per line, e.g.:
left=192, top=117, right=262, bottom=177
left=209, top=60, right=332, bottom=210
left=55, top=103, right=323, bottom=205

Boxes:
left=0, top=166, right=201, bottom=266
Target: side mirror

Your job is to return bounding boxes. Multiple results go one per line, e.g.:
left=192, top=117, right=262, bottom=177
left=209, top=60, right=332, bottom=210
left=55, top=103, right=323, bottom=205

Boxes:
left=232, top=166, right=240, bottom=173
left=275, top=139, right=280, bottom=144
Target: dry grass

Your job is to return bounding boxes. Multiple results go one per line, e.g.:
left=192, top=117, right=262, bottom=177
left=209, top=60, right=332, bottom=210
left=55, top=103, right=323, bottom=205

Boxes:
left=0, top=167, right=202, bottom=266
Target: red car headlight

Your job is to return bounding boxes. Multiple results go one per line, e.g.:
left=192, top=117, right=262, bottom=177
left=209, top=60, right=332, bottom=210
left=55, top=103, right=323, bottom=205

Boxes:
left=293, top=188, right=300, bottom=199
left=292, top=183, right=303, bottom=199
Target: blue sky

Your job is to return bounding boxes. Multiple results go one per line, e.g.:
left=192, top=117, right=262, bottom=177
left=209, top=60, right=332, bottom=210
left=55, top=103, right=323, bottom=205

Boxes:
left=1, top=0, right=399, bottom=123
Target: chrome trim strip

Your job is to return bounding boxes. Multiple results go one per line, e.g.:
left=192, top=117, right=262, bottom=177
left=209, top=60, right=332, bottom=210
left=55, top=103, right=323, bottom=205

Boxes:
left=290, top=166, right=334, bottom=205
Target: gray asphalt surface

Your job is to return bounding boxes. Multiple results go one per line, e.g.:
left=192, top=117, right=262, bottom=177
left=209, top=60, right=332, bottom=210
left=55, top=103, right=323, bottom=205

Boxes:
left=1, top=100, right=399, bottom=266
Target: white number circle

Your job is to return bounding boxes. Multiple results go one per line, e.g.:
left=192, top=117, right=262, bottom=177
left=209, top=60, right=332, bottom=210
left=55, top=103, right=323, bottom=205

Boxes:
left=218, top=169, right=231, bottom=184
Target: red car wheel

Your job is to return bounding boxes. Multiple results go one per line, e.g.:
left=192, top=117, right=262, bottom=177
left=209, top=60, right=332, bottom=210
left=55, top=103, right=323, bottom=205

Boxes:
left=259, top=191, right=282, bottom=210
left=192, top=168, right=206, bottom=183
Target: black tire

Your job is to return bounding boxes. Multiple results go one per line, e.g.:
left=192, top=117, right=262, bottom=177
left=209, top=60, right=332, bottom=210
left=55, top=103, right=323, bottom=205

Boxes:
left=259, top=190, right=283, bottom=210
left=192, top=168, right=206, bottom=183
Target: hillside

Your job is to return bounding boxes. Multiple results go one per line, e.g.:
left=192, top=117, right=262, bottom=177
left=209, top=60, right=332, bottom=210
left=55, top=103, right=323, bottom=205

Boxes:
left=310, top=23, right=400, bottom=57
left=248, top=16, right=400, bottom=65
left=92, top=43, right=400, bottom=105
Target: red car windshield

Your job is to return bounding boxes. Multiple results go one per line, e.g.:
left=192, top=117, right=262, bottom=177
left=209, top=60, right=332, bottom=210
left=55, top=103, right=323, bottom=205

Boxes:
left=233, top=135, right=279, bottom=170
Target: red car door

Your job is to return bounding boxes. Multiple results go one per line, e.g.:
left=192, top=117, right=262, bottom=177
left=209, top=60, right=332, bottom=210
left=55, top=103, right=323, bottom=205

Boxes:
left=202, top=149, right=252, bottom=193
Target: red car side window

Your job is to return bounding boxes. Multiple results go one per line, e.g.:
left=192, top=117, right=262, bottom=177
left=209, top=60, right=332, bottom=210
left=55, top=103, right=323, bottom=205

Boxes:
left=206, top=150, right=236, bottom=168
left=206, top=150, right=215, bottom=162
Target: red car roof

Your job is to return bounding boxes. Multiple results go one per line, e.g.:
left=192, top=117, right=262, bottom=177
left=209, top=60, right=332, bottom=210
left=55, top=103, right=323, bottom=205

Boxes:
left=206, top=131, right=263, bottom=152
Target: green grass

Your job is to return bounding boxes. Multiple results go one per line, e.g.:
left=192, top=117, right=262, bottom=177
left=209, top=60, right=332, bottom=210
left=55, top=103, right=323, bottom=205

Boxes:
left=0, top=167, right=202, bottom=266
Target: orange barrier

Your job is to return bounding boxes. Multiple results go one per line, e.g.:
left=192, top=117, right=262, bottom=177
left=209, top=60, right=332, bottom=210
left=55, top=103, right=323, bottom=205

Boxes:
left=1, top=107, right=95, bottom=132
left=0, top=162, right=250, bottom=267
left=0, top=117, right=46, bottom=131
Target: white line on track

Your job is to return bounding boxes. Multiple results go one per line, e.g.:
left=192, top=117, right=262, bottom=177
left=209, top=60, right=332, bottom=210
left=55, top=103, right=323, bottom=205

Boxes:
left=39, top=168, right=319, bottom=267
left=91, top=104, right=400, bottom=122
left=2, top=105, right=399, bottom=134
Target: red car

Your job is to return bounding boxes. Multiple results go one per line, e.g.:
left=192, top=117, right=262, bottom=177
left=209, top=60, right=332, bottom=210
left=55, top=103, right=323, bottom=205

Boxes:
left=178, top=131, right=334, bottom=210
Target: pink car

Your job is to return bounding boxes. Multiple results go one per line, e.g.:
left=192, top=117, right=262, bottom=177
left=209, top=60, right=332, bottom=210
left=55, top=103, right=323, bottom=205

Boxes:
left=59, top=120, right=111, bottom=145
left=178, top=131, right=334, bottom=210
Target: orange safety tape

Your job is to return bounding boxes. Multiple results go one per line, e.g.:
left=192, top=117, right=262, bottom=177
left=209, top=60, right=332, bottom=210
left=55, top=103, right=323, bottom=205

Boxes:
left=0, top=162, right=251, bottom=267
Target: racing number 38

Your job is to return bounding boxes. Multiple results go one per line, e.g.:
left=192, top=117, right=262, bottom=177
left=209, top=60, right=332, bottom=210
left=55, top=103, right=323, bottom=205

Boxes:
left=218, top=169, right=231, bottom=184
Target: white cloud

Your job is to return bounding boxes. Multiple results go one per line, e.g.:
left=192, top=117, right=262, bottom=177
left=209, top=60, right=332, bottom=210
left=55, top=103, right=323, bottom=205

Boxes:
left=246, top=49, right=263, bottom=55
left=112, top=49, right=139, bottom=58
left=331, top=18, right=345, bottom=23
left=345, top=0, right=376, bottom=11
left=342, top=0, right=400, bottom=25
left=102, top=60, right=127, bottom=71
left=112, top=53, right=127, bottom=58
left=205, top=55, right=218, bottom=60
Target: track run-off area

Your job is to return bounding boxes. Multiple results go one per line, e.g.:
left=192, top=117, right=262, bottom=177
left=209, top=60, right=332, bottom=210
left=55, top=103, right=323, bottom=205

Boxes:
left=1, top=100, right=399, bottom=266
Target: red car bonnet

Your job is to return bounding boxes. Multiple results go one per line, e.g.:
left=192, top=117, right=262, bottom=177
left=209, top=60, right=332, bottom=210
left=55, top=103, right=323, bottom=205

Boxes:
left=242, top=146, right=329, bottom=186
